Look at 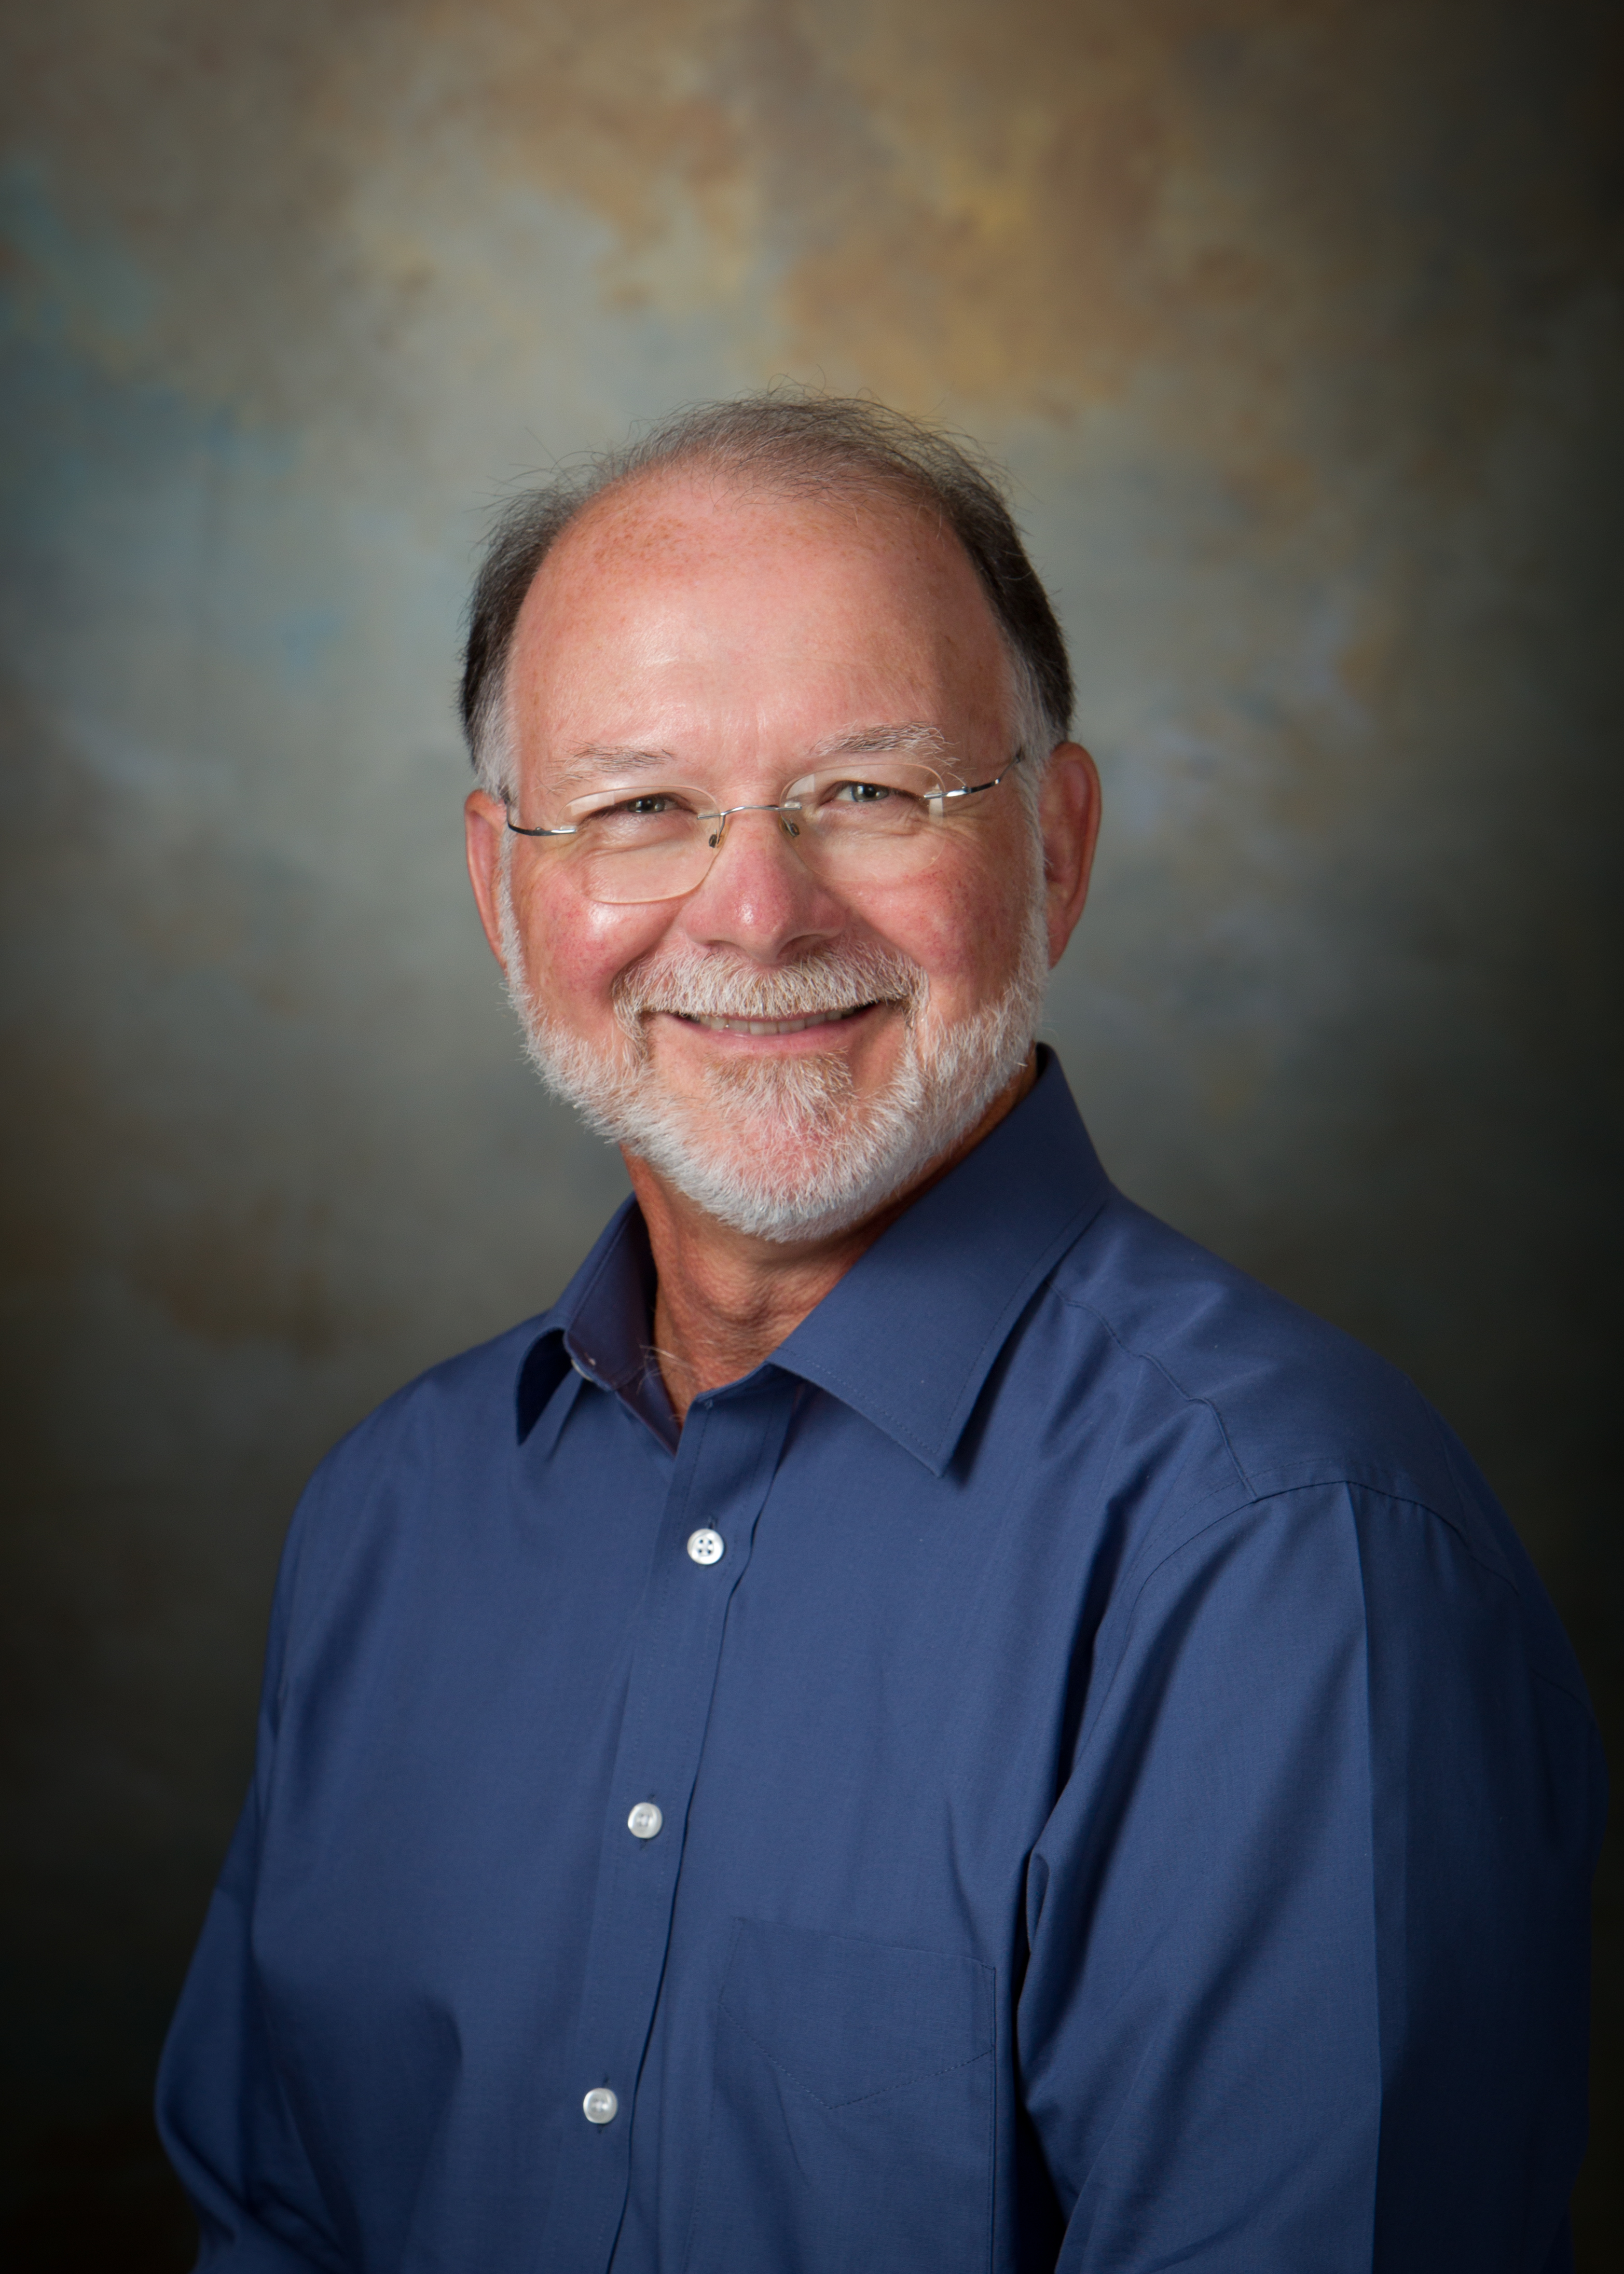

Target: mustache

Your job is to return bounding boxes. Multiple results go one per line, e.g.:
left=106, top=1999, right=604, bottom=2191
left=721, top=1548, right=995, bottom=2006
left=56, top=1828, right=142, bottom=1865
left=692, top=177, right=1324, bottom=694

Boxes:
left=611, top=940, right=926, bottom=1031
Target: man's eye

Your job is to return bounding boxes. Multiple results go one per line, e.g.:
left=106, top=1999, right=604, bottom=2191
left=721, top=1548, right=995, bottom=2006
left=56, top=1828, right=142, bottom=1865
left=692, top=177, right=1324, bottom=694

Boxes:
left=588, top=792, right=690, bottom=822
left=830, top=779, right=896, bottom=806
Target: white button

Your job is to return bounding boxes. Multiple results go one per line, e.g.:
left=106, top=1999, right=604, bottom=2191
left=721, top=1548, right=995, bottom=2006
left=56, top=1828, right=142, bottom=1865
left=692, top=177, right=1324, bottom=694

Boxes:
left=582, top=2087, right=618, bottom=2125
left=686, top=1528, right=725, bottom=1565
left=627, top=1801, right=663, bottom=1840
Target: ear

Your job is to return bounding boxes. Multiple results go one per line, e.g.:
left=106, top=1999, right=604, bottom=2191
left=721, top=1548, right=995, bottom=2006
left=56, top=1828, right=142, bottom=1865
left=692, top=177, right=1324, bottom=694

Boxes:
left=1037, top=744, right=1102, bottom=968
left=464, top=790, right=511, bottom=970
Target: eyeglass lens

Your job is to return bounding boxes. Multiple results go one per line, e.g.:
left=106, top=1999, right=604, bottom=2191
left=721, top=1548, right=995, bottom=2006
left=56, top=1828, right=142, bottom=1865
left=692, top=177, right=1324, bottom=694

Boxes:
left=533, top=759, right=961, bottom=905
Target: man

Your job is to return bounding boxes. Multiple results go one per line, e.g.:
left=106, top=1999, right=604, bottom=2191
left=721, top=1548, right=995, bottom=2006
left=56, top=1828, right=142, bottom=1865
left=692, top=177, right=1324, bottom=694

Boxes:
left=159, top=394, right=1602, bottom=2272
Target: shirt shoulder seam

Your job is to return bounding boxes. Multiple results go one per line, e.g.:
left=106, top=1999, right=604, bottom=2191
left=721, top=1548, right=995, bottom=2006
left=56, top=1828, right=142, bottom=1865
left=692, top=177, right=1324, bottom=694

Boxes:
left=1048, top=1286, right=1256, bottom=1497
left=1108, top=1477, right=1592, bottom=1714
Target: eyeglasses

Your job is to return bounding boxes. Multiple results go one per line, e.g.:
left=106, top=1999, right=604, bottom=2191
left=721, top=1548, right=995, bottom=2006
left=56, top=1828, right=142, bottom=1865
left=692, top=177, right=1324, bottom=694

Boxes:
left=505, top=751, right=1024, bottom=906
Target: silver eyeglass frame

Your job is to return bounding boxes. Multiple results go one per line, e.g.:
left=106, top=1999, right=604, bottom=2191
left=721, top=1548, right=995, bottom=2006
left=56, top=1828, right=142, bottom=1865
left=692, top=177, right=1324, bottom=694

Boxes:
left=504, top=750, right=1025, bottom=850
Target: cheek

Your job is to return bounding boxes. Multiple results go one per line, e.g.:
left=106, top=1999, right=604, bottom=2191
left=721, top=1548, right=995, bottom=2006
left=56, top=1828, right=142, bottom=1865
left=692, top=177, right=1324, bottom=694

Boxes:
left=510, top=870, right=672, bottom=1009
left=858, top=857, right=1031, bottom=1001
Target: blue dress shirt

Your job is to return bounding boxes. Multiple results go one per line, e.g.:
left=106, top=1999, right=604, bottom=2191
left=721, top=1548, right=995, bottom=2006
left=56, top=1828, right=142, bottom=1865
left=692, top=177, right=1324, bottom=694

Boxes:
left=158, top=1054, right=1603, bottom=2272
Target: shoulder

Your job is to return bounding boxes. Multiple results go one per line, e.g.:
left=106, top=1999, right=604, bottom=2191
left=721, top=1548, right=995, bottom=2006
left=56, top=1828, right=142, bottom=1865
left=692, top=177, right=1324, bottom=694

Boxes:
left=312, top=1314, right=550, bottom=1494
left=270, top=1313, right=555, bottom=1634
left=1035, top=1192, right=1582, bottom=1692
left=1045, top=1192, right=1438, bottom=1498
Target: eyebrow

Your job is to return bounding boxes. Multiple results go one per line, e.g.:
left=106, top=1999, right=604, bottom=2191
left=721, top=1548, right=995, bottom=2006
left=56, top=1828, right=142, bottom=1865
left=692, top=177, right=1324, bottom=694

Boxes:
left=551, top=724, right=952, bottom=790
left=553, top=747, right=680, bottom=790
left=808, top=723, right=952, bottom=763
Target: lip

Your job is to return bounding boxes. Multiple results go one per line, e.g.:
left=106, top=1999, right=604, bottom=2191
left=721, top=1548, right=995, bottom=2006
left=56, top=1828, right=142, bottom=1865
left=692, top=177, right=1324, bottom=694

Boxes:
left=658, top=1000, right=891, bottom=1049
left=680, top=1003, right=872, bottom=1038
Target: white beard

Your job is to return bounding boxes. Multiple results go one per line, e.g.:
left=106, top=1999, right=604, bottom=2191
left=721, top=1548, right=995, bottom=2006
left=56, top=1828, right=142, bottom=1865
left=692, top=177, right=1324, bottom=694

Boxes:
left=498, top=866, right=1051, bottom=1243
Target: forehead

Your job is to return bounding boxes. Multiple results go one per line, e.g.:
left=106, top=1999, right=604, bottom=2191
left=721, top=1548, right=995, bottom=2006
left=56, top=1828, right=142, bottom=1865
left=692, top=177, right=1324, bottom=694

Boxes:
left=505, top=471, right=1013, bottom=762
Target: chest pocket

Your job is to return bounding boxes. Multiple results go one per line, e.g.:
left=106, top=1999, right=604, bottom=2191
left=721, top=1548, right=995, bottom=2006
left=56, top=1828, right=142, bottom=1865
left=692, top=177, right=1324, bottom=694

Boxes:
left=684, top=1918, right=996, bottom=2274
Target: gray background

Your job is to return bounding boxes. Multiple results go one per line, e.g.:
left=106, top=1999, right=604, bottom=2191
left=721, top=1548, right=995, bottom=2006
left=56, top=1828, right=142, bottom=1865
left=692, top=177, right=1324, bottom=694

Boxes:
left=1, top=1, right=1618, bottom=2263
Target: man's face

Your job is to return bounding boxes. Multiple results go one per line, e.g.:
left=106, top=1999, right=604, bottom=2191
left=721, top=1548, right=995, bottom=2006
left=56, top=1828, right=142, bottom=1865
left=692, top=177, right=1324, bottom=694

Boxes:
left=466, top=472, right=1092, bottom=1241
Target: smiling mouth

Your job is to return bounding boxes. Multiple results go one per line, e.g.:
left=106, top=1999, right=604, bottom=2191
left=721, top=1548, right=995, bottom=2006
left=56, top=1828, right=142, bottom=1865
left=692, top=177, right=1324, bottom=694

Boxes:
left=676, top=1002, right=879, bottom=1038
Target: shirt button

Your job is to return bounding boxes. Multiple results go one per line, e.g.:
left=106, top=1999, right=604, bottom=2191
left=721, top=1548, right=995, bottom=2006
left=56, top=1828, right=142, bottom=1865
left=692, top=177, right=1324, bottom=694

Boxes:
left=582, top=2087, right=618, bottom=2125
left=686, top=1528, right=725, bottom=1566
left=627, top=1801, right=663, bottom=1840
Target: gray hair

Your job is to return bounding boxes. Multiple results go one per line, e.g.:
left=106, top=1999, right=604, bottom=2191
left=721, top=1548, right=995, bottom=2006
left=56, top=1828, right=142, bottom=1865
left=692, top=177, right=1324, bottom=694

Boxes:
left=459, top=389, right=1073, bottom=805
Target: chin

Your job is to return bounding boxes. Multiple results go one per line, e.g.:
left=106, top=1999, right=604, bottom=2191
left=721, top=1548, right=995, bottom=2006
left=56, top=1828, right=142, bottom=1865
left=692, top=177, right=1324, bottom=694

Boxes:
left=516, top=978, right=1042, bottom=1243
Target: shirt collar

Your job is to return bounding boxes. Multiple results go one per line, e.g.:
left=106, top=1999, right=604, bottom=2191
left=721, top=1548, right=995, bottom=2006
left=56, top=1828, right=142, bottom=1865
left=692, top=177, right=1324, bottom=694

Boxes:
left=774, top=1050, right=1110, bottom=1472
left=517, top=1050, right=1111, bottom=1474
left=516, top=1201, right=675, bottom=1446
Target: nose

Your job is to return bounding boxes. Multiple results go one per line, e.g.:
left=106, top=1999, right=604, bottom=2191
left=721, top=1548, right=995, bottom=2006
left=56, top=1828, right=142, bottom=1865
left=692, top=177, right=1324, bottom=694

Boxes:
left=678, top=804, right=847, bottom=962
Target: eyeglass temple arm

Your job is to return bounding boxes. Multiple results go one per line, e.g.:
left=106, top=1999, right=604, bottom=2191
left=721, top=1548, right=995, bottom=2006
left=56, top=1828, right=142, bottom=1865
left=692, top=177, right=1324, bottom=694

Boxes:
left=940, top=750, right=1025, bottom=803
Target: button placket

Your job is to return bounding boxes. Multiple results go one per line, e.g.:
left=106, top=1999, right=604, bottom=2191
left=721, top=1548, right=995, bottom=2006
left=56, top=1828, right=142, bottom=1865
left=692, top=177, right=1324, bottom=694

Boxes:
left=536, top=1382, right=796, bottom=2273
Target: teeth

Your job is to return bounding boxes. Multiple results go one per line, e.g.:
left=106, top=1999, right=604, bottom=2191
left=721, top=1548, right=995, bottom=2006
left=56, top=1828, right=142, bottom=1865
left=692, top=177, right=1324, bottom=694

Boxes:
left=683, top=1004, right=871, bottom=1037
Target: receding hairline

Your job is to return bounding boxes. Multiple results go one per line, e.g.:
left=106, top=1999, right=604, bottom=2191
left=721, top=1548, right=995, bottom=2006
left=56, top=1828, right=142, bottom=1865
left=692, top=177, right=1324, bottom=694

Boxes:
left=512, top=457, right=1015, bottom=632
left=538, top=444, right=998, bottom=557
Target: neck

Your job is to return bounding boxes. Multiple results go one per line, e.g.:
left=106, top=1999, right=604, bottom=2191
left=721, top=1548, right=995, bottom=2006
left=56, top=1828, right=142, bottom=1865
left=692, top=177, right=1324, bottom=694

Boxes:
left=625, top=1055, right=1036, bottom=1424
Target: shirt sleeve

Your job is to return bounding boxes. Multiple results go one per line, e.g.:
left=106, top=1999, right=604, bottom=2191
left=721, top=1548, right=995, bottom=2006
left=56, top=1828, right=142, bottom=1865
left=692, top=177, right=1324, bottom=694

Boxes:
left=157, top=1526, right=347, bottom=2271
left=1018, top=1479, right=1602, bottom=2274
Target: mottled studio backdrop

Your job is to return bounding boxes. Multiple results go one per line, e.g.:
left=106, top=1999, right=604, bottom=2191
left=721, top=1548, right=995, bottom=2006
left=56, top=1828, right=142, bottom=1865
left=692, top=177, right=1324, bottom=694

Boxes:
left=2, top=2, right=1619, bottom=2265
